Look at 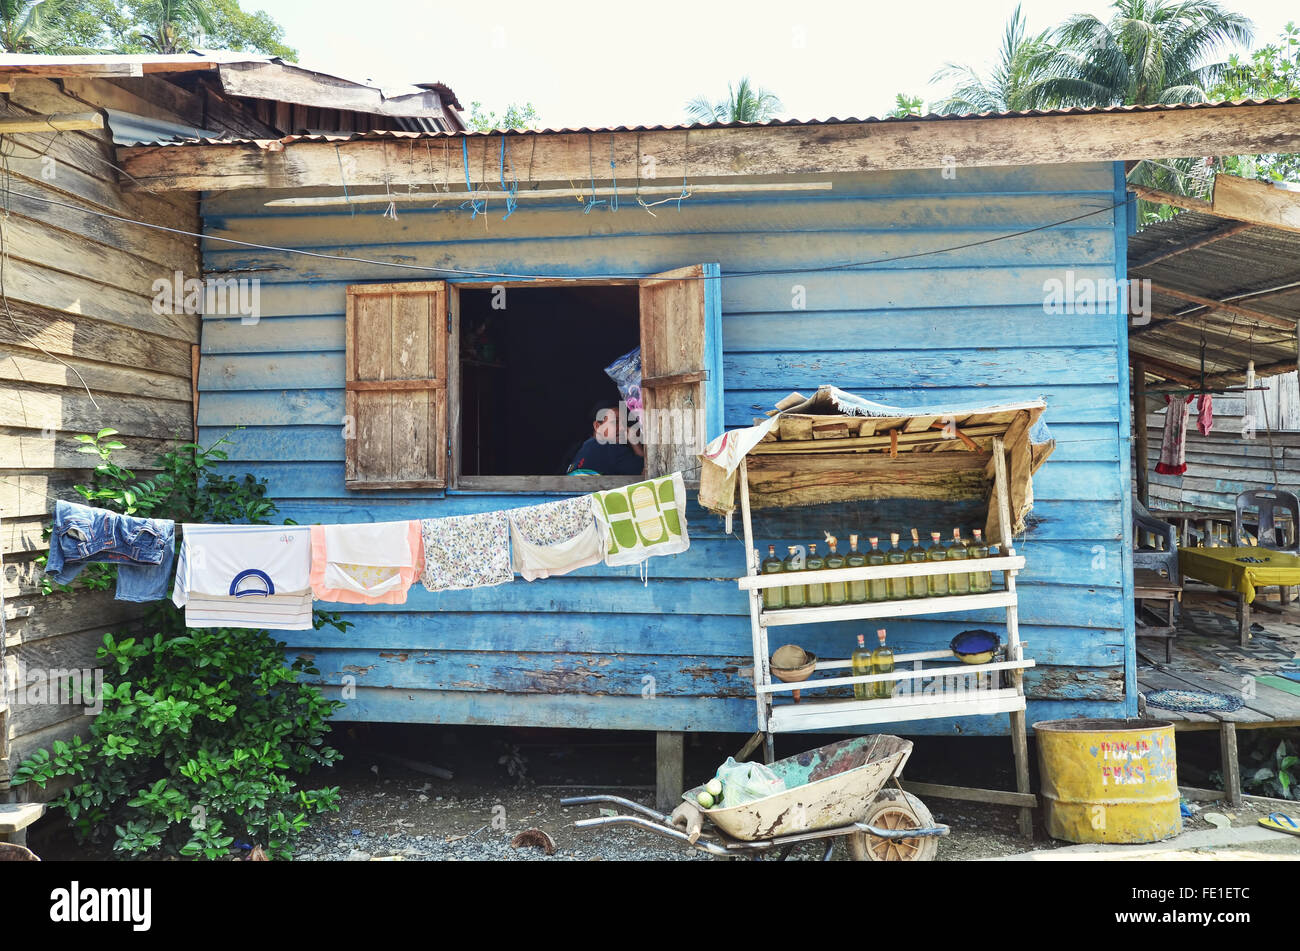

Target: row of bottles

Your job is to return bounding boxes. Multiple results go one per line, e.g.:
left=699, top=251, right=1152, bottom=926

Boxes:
left=759, top=529, right=994, bottom=610
left=851, top=629, right=895, bottom=700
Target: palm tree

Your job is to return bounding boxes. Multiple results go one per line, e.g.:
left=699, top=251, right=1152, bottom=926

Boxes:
left=134, top=0, right=216, bottom=54
left=0, top=0, right=52, bottom=52
left=685, top=77, right=782, bottom=124
left=931, top=5, right=1056, bottom=114
left=1034, top=0, right=1253, bottom=106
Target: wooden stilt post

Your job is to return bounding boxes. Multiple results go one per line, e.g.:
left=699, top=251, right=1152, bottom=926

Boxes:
left=1219, top=722, right=1242, bottom=806
left=994, top=435, right=1034, bottom=839
left=655, top=732, right=684, bottom=812
left=1133, top=359, right=1149, bottom=509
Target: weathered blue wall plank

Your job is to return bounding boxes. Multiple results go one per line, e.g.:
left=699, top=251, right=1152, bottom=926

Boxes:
left=198, top=162, right=1133, bottom=734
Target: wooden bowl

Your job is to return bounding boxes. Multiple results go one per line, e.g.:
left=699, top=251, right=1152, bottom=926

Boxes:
left=771, top=644, right=817, bottom=683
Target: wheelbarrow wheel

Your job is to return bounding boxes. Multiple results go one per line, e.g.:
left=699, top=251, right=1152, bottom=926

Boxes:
left=847, top=789, right=939, bottom=862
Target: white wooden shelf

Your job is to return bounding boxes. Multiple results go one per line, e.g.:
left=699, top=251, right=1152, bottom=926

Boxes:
left=759, top=590, right=1017, bottom=627
left=768, top=690, right=1026, bottom=732
left=735, top=436, right=1031, bottom=740
left=738, top=554, right=1024, bottom=591
left=757, top=655, right=1035, bottom=694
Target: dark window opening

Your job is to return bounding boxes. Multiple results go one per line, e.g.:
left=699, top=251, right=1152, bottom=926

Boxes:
left=459, top=285, right=641, bottom=477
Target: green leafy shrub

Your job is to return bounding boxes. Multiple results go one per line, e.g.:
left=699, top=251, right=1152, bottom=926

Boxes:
left=1242, top=737, right=1299, bottom=801
left=15, top=429, right=346, bottom=859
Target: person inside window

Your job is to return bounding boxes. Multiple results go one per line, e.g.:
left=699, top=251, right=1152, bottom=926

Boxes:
left=565, top=400, right=644, bottom=475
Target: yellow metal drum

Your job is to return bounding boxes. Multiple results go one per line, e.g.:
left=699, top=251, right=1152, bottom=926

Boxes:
left=1033, top=718, right=1181, bottom=844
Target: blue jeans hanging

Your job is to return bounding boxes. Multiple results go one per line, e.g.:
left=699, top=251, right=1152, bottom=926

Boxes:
left=45, top=500, right=175, bottom=602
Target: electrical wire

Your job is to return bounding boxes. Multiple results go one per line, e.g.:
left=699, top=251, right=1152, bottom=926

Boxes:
left=6, top=184, right=1131, bottom=284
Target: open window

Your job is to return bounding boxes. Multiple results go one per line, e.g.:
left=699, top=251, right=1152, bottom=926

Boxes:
left=344, top=265, right=722, bottom=491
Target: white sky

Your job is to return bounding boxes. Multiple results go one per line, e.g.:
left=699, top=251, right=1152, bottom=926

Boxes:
left=249, top=0, right=1297, bottom=127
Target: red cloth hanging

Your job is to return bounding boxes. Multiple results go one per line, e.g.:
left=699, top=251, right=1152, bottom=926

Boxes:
left=1196, top=393, right=1213, bottom=436
left=1155, top=394, right=1195, bottom=476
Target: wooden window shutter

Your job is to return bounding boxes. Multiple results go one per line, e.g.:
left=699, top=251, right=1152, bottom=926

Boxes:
left=345, top=281, right=449, bottom=489
left=638, top=263, right=724, bottom=479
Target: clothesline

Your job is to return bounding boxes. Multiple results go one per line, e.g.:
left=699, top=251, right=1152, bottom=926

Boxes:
left=29, top=473, right=692, bottom=630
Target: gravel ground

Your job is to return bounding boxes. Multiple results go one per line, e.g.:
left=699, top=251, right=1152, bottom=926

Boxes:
left=27, top=725, right=1297, bottom=862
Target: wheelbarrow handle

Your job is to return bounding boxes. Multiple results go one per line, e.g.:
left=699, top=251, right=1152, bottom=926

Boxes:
left=856, top=821, right=950, bottom=839
left=559, top=795, right=669, bottom=824
left=573, top=815, right=733, bottom=857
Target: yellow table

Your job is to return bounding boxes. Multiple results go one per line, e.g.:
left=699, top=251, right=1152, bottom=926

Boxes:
left=1178, top=546, right=1300, bottom=645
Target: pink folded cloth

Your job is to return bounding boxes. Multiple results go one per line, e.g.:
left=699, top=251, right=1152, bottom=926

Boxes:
left=310, top=520, right=423, bottom=604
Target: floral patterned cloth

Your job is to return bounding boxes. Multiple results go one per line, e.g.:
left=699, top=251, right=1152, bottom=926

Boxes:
left=419, top=512, right=513, bottom=592
left=507, top=496, right=605, bottom=581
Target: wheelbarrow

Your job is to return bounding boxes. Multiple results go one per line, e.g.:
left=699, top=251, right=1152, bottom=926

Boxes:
left=562, top=734, right=949, bottom=861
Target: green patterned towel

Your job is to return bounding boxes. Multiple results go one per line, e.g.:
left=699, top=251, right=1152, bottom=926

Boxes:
left=591, top=472, right=690, bottom=566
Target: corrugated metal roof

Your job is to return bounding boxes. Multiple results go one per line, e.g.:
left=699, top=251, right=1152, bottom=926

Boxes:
left=0, top=50, right=464, bottom=120
left=1129, top=208, right=1300, bottom=386
left=121, top=96, right=1300, bottom=147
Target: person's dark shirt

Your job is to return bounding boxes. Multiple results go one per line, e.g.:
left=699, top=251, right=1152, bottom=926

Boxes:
left=567, top=437, right=644, bottom=475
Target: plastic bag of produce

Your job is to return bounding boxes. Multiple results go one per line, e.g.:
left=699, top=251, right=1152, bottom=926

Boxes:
left=715, top=756, right=786, bottom=807
left=604, top=347, right=642, bottom=409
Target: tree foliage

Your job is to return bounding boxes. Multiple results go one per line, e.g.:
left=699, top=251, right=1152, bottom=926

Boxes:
left=1211, top=22, right=1300, bottom=182
left=685, top=76, right=782, bottom=123
left=13, top=429, right=344, bottom=860
left=465, top=100, right=540, bottom=132
left=28, top=0, right=295, bottom=58
left=1034, top=0, right=1252, bottom=106
left=886, top=92, right=925, bottom=118
left=932, top=4, right=1056, bottom=114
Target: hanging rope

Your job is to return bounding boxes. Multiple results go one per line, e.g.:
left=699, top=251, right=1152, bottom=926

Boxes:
left=499, top=136, right=519, bottom=220
left=461, top=138, right=487, bottom=218
left=607, top=135, right=619, bottom=213
left=334, top=145, right=354, bottom=217
left=381, top=146, right=398, bottom=220
left=582, top=134, right=606, bottom=214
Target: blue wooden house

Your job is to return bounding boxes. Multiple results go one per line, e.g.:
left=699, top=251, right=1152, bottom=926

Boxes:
left=112, top=101, right=1300, bottom=791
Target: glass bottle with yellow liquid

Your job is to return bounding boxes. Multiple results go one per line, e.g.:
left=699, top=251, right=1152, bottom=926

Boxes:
left=945, top=529, right=970, bottom=595
left=805, top=543, right=827, bottom=607
left=905, top=529, right=928, bottom=598
left=823, top=535, right=847, bottom=606
left=760, top=545, right=785, bottom=609
left=885, top=533, right=908, bottom=601
left=871, top=628, right=895, bottom=699
left=926, top=531, right=949, bottom=596
left=781, top=546, right=807, bottom=608
left=969, top=529, right=991, bottom=593
left=845, top=535, right=868, bottom=604
left=851, top=633, right=873, bottom=701
left=867, top=536, right=889, bottom=602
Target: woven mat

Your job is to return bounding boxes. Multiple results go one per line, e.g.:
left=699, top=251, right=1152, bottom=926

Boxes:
left=1143, top=688, right=1245, bottom=713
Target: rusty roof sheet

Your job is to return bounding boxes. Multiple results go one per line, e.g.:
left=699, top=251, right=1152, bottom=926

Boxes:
left=121, top=97, right=1300, bottom=147
left=1129, top=208, right=1300, bottom=387
left=0, top=50, right=464, bottom=117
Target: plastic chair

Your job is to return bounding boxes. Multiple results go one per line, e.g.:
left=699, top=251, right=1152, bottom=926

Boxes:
left=1132, top=502, right=1181, bottom=660
left=1232, top=489, right=1300, bottom=552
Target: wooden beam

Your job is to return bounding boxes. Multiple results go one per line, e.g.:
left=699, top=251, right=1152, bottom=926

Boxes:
left=1129, top=221, right=1253, bottom=269
left=1200, top=358, right=1297, bottom=389
left=1148, top=282, right=1296, bottom=330
left=1212, top=174, right=1300, bottom=235
left=0, top=62, right=142, bottom=79
left=115, top=101, right=1300, bottom=192
left=1133, top=358, right=1150, bottom=507
left=0, top=111, right=104, bottom=133
left=1127, top=184, right=1214, bottom=214
left=1127, top=351, right=1200, bottom=385
left=263, top=181, right=834, bottom=207
left=1133, top=174, right=1300, bottom=235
